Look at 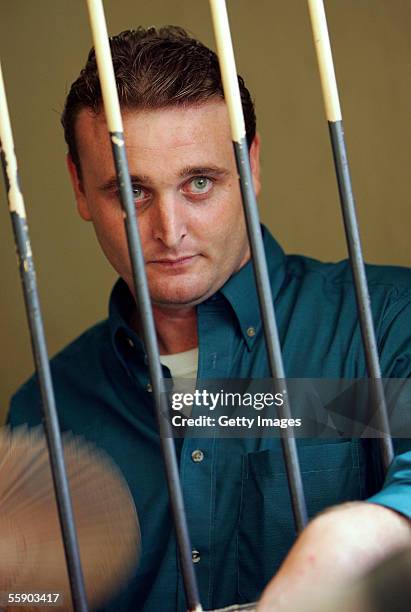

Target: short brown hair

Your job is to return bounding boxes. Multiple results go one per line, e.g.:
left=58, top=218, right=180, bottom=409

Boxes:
left=61, top=26, right=256, bottom=175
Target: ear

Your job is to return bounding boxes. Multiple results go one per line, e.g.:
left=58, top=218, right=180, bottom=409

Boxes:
left=66, top=154, right=92, bottom=221
left=249, top=133, right=261, bottom=197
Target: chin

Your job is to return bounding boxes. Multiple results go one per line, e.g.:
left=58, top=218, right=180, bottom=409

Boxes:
left=152, top=285, right=212, bottom=308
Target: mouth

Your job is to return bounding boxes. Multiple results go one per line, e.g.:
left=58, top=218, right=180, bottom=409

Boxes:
left=149, top=255, right=198, bottom=268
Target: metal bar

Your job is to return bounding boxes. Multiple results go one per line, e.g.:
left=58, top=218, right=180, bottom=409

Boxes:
left=307, top=0, right=393, bottom=472
left=84, top=2, right=202, bottom=610
left=0, top=61, right=89, bottom=611
left=209, top=0, right=308, bottom=533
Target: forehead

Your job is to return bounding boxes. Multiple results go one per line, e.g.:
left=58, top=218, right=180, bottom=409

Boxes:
left=75, top=100, right=233, bottom=163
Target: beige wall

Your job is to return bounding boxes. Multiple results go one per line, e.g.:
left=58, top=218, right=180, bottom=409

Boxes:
left=0, top=0, right=410, bottom=421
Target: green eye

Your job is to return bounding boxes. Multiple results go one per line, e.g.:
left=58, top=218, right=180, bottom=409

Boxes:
left=132, top=186, right=143, bottom=200
left=190, top=177, right=212, bottom=194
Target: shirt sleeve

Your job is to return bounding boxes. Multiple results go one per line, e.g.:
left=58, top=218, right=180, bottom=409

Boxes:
left=367, top=291, right=411, bottom=518
left=367, top=448, right=411, bottom=519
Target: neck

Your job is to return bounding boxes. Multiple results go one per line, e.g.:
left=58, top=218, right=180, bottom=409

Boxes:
left=131, top=305, right=198, bottom=355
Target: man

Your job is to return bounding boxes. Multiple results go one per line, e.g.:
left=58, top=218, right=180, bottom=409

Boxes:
left=8, top=27, right=411, bottom=611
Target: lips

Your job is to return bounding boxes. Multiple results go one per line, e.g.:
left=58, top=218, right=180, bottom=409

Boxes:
left=148, top=255, right=197, bottom=267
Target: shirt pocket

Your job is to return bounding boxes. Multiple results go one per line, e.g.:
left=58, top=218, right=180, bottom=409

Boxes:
left=236, top=439, right=366, bottom=604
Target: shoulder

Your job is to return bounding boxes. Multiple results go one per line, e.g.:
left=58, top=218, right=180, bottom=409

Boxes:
left=284, top=252, right=411, bottom=300
left=9, top=319, right=111, bottom=425
left=49, top=319, right=112, bottom=369
left=283, top=253, right=411, bottom=375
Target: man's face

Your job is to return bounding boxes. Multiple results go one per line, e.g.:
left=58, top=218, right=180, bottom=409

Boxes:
left=69, top=100, right=260, bottom=309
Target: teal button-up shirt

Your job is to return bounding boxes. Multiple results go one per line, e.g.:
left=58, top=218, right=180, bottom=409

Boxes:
left=8, top=227, right=411, bottom=611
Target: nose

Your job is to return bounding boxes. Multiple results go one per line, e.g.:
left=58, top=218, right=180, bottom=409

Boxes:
left=152, top=195, right=187, bottom=249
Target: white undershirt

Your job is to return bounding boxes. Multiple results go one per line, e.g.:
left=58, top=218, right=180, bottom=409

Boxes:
left=160, top=347, right=199, bottom=380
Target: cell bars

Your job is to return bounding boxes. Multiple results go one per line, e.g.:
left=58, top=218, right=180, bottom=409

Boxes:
left=0, top=62, right=89, bottom=611
left=209, top=0, right=309, bottom=533
left=84, top=1, right=202, bottom=610
left=306, top=0, right=393, bottom=471
left=0, top=1, right=395, bottom=611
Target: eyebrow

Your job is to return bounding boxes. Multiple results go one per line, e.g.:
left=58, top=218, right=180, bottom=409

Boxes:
left=99, top=175, right=149, bottom=192
left=98, top=165, right=230, bottom=192
left=178, top=165, right=230, bottom=179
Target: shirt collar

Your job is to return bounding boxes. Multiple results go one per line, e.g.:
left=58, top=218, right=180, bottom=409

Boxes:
left=108, top=225, right=286, bottom=357
left=219, top=226, right=286, bottom=349
left=108, top=278, right=146, bottom=370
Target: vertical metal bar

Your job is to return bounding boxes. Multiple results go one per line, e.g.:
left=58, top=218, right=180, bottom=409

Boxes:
left=0, top=61, right=88, bottom=611
left=84, top=2, right=202, bottom=610
left=209, top=0, right=308, bottom=533
left=307, top=0, right=393, bottom=471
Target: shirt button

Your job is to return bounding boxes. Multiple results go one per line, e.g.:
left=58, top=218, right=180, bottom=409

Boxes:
left=246, top=326, right=256, bottom=338
left=191, top=550, right=201, bottom=563
left=146, top=383, right=152, bottom=393
left=127, top=337, right=134, bottom=348
left=191, top=449, right=204, bottom=463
